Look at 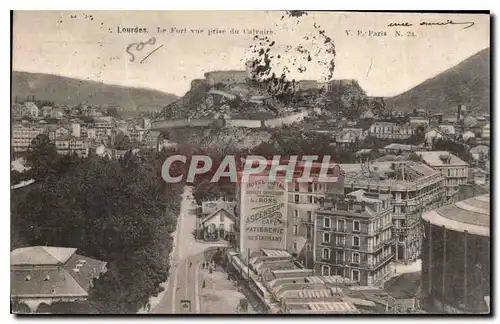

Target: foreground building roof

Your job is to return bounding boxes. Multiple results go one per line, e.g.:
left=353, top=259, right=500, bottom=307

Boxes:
left=11, top=246, right=107, bottom=301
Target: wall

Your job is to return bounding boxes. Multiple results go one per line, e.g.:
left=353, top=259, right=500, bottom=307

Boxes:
left=151, top=119, right=215, bottom=130
left=226, top=119, right=262, bottom=128
left=264, top=111, right=309, bottom=128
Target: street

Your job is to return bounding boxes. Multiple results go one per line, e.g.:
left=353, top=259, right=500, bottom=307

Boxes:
left=152, top=186, right=228, bottom=314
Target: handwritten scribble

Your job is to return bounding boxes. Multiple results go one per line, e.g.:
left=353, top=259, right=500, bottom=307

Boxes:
left=387, top=19, right=475, bottom=29
left=125, top=37, right=157, bottom=62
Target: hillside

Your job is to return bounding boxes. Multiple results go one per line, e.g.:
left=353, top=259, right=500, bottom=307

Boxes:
left=385, top=48, right=490, bottom=114
left=12, top=71, right=178, bottom=115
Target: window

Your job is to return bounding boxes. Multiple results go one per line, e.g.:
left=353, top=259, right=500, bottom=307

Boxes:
left=352, top=269, right=360, bottom=282
left=352, top=252, right=360, bottom=264
left=295, top=182, right=300, bottom=191
left=306, top=226, right=312, bottom=239
left=293, top=242, right=298, bottom=251
left=336, top=251, right=344, bottom=263
left=336, top=236, right=345, bottom=246
left=321, top=265, right=331, bottom=276
left=293, top=225, right=298, bottom=235
left=308, top=183, right=313, bottom=192
left=399, top=235, right=405, bottom=242
left=323, top=232, right=330, bottom=243
left=337, top=220, right=345, bottom=231
left=308, top=196, right=313, bottom=204
left=322, top=248, right=331, bottom=260
left=220, top=213, right=224, bottom=222
left=353, top=236, right=360, bottom=247
left=353, top=220, right=360, bottom=232
left=323, top=217, right=331, bottom=228
left=294, top=209, right=299, bottom=219
left=307, top=211, right=313, bottom=222
left=295, top=195, right=299, bottom=203
left=305, top=243, right=311, bottom=251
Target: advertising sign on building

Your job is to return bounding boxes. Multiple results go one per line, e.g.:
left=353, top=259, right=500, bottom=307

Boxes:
left=239, top=175, right=287, bottom=262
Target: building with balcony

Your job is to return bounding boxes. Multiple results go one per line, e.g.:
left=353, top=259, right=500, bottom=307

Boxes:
left=284, top=162, right=345, bottom=268
left=313, top=190, right=394, bottom=287
left=415, top=151, right=469, bottom=204
left=369, top=122, right=415, bottom=140
left=340, top=160, right=445, bottom=264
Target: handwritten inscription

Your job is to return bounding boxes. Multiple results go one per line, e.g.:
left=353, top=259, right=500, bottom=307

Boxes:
left=387, top=19, right=475, bottom=29
left=125, top=37, right=163, bottom=64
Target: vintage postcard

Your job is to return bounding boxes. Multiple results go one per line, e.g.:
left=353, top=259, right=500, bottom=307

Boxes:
left=11, top=11, right=490, bottom=315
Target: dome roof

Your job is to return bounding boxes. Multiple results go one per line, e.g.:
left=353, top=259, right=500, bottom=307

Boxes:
left=422, top=194, right=490, bottom=236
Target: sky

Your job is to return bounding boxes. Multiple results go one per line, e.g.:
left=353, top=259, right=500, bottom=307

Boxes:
left=13, top=11, right=490, bottom=97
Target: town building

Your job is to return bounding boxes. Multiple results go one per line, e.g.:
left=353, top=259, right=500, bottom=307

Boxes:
left=128, top=125, right=146, bottom=143
left=54, top=135, right=89, bottom=157
left=199, top=207, right=237, bottom=241
left=11, top=246, right=107, bottom=313
left=438, top=124, right=456, bottom=136
left=25, top=102, right=39, bottom=118
left=481, top=123, right=490, bottom=139
left=462, top=131, right=476, bottom=141
left=409, top=117, right=429, bottom=129
left=469, top=145, right=489, bottom=162
left=416, top=151, right=469, bottom=203
left=226, top=248, right=395, bottom=314
left=424, top=128, right=445, bottom=146
left=470, top=168, right=488, bottom=186
left=382, top=143, right=423, bottom=155
left=421, top=194, right=490, bottom=314
left=369, top=122, right=415, bottom=140
left=11, top=124, right=46, bottom=152
left=314, top=190, right=394, bottom=287
left=71, top=123, right=81, bottom=138
left=335, top=128, right=366, bottom=145
left=41, top=106, right=53, bottom=118
left=340, top=160, right=445, bottom=264
left=50, top=107, right=65, bottom=119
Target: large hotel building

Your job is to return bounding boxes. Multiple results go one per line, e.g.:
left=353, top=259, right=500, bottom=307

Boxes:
left=235, top=158, right=445, bottom=288
left=340, top=160, right=445, bottom=264
left=314, top=190, right=394, bottom=286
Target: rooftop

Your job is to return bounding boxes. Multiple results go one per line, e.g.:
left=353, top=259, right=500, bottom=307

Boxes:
left=340, top=161, right=440, bottom=189
left=416, top=151, right=468, bottom=167
left=384, top=143, right=423, bottom=151
left=11, top=246, right=76, bottom=266
left=422, top=194, right=490, bottom=236
left=11, top=247, right=107, bottom=299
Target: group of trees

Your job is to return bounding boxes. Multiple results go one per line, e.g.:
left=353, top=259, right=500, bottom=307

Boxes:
left=432, top=138, right=474, bottom=164
left=11, top=135, right=183, bottom=314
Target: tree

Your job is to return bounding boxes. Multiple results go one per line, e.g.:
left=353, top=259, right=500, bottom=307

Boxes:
left=11, top=150, right=184, bottom=314
left=26, top=134, right=59, bottom=180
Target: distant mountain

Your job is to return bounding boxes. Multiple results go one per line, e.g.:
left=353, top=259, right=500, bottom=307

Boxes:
left=385, top=48, right=490, bottom=115
left=12, top=71, right=178, bottom=115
